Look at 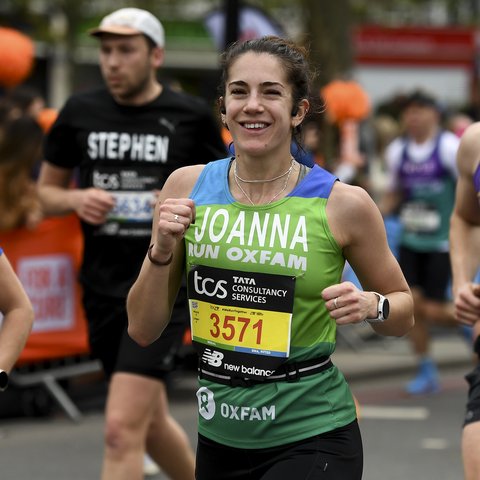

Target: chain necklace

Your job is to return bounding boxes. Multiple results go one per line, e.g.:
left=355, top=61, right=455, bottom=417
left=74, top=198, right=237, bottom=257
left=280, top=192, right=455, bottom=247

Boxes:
left=234, top=158, right=294, bottom=183
left=233, top=160, right=295, bottom=205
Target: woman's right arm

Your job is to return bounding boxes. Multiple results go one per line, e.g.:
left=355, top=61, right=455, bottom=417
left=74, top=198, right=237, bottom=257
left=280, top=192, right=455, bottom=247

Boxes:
left=127, top=165, right=203, bottom=346
left=324, top=181, right=414, bottom=337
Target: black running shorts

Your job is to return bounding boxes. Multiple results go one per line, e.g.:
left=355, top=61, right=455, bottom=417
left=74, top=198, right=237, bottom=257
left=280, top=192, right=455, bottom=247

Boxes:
left=399, top=247, right=451, bottom=301
left=195, top=420, right=363, bottom=480
left=83, top=284, right=189, bottom=380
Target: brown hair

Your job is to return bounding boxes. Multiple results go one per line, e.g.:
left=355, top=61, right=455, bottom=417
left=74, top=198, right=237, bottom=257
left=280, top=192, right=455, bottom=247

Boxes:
left=0, top=116, right=43, bottom=230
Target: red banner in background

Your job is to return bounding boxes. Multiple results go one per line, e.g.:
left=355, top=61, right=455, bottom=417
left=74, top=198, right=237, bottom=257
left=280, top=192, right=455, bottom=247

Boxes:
left=0, top=214, right=89, bottom=365
left=354, top=25, right=476, bottom=67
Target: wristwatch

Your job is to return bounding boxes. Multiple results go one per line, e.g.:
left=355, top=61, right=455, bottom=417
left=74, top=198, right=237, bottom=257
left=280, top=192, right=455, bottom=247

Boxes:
left=365, top=292, right=390, bottom=324
left=0, top=370, right=8, bottom=391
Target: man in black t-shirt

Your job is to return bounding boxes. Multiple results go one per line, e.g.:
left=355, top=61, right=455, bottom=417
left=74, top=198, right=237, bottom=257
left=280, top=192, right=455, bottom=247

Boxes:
left=38, top=8, right=226, bottom=480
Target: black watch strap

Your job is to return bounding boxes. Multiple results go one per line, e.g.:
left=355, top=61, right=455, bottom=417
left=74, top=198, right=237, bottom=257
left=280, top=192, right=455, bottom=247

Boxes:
left=0, top=370, right=9, bottom=391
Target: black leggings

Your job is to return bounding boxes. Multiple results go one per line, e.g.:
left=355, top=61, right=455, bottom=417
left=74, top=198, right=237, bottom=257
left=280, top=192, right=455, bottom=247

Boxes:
left=195, top=420, right=363, bottom=480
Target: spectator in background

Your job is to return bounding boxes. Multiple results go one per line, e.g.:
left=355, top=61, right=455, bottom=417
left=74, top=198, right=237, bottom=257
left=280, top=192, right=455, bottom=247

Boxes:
left=1, top=85, right=45, bottom=119
left=366, top=114, right=401, bottom=203
left=449, top=121, right=480, bottom=480
left=37, top=7, right=226, bottom=480
left=380, top=90, right=460, bottom=395
left=0, top=85, right=55, bottom=179
left=0, top=115, right=43, bottom=230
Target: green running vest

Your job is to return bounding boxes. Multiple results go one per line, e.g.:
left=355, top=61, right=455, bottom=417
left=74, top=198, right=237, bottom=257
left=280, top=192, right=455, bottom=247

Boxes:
left=184, top=158, right=357, bottom=449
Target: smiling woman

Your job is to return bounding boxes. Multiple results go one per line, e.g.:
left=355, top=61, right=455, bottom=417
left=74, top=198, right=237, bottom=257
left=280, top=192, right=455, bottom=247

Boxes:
left=127, top=35, right=414, bottom=480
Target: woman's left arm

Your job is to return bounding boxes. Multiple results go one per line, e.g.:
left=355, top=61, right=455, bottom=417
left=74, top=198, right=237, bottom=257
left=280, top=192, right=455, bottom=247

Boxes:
left=0, top=253, right=34, bottom=372
left=322, top=182, right=414, bottom=337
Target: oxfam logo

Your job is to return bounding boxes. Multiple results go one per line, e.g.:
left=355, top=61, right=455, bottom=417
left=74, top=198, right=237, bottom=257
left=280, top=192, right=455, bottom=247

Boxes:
left=197, top=387, right=215, bottom=420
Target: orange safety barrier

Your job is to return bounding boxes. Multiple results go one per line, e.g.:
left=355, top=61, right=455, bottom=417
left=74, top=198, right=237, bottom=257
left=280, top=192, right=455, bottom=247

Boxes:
left=0, top=214, right=89, bottom=366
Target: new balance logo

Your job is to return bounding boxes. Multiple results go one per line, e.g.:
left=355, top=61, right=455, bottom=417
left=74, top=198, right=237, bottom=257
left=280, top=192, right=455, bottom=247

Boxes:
left=202, top=349, right=224, bottom=367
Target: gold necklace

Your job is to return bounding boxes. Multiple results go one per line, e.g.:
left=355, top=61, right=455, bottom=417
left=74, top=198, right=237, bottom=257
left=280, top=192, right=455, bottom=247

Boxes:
left=233, top=161, right=295, bottom=205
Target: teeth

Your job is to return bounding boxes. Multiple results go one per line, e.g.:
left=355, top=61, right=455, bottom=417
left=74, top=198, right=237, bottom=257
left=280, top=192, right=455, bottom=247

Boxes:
left=244, top=123, right=266, bottom=129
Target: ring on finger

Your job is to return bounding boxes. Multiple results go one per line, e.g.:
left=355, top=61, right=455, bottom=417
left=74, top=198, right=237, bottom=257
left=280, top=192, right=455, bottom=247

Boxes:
left=174, top=214, right=180, bottom=223
left=334, top=297, right=339, bottom=309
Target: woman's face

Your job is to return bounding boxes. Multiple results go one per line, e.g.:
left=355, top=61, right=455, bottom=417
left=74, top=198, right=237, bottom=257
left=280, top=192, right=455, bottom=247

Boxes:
left=223, top=52, right=298, bottom=158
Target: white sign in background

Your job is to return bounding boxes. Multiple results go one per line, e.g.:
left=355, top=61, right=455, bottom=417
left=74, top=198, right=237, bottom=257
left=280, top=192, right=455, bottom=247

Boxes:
left=17, top=254, right=75, bottom=333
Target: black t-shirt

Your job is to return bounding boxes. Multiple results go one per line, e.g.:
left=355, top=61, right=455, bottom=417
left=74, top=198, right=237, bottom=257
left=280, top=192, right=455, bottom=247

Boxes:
left=44, top=86, right=226, bottom=298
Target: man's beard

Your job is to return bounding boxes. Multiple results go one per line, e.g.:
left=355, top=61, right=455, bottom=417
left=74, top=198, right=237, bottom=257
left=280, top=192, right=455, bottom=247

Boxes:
left=111, top=74, right=151, bottom=103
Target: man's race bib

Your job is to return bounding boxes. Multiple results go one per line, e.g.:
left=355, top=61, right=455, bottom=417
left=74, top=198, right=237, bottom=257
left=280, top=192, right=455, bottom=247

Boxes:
left=91, top=166, right=158, bottom=237
left=107, top=191, right=154, bottom=222
left=188, top=265, right=295, bottom=380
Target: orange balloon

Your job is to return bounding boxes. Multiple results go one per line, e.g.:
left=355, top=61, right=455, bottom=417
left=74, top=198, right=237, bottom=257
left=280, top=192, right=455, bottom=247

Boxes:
left=0, top=27, right=35, bottom=87
left=321, top=80, right=371, bottom=125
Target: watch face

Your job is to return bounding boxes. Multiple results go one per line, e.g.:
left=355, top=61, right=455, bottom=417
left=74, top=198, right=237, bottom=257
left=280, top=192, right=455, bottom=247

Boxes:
left=383, top=298, right=390, bottom=320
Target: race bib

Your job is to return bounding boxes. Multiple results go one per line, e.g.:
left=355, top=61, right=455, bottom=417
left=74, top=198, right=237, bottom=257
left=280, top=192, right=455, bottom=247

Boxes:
left=400, top=201, right=441, bottom=234
left=91, top=166, right=158, bottom=237
left=188, top=265, right=295, bottom=380
left=107, top=191, right=154, bottom=222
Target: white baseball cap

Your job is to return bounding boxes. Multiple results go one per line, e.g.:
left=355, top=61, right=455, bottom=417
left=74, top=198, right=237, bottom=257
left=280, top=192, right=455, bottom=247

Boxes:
left=89, top=8, right=165, bottom=48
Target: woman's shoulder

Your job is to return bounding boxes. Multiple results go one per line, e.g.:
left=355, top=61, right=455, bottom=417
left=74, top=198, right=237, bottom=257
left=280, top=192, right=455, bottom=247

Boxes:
left=163, top=159, right=229, bottom=195
left=163, top=164, right=207, bottom=197
left=330, top=181, right=375, bottom=212
left=327, top=182, right=384, bottom=248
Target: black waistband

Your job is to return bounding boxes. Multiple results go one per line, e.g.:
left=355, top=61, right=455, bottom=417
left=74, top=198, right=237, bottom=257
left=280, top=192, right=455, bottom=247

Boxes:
left=198, top=356, right=333, bottom=388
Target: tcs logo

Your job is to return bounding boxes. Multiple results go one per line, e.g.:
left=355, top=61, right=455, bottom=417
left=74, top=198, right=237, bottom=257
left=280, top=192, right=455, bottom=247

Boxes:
left=93, top=171, right=120, bottom=190
left=193, top=270, right=227, bottom=299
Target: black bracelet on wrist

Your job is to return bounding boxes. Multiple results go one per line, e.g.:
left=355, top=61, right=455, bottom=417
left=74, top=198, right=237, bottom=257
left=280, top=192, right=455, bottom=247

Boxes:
left=0, top=370, right=9, bottom=392
left=147, top=244, right=173, bottom=266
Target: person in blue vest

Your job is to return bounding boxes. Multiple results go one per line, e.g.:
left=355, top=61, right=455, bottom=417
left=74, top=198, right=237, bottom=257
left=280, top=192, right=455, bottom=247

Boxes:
left=381, top=90, right=460, bottom=395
